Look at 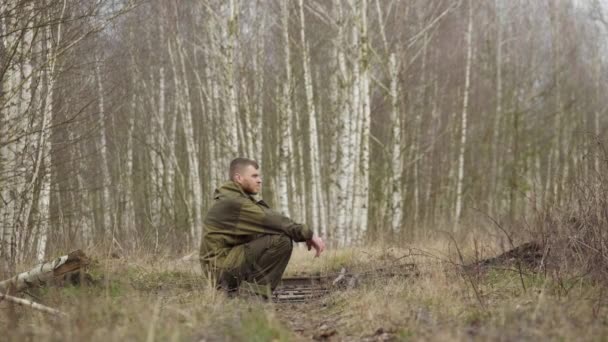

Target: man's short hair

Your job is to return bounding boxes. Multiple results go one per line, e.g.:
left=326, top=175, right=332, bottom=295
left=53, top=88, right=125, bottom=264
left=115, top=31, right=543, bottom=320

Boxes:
left=229, top=158, right=259, bottom=180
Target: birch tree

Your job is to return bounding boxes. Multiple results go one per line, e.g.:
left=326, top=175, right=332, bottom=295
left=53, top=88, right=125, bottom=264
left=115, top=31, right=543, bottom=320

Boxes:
left=454, top=0, right=473, bottom=229
left=388, top=53, right=403, bottom=234
left=277, top=0, right=294, bottom=217
left=298, top=0, right=327, bottom=237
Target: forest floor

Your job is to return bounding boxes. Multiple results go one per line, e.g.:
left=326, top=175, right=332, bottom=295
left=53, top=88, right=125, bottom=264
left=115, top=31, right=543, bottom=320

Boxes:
left=2, top=237, right=608, bottom=341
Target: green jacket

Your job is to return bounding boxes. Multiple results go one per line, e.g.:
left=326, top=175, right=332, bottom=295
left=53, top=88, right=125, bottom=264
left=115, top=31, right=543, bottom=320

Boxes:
left=199, top=181, right=313, bottom=270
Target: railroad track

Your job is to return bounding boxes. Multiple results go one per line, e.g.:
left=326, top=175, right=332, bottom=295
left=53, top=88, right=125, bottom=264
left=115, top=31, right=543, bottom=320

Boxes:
left=273, top=263, right=418, bottom=303
left=273, top=276, right=329, bottom=303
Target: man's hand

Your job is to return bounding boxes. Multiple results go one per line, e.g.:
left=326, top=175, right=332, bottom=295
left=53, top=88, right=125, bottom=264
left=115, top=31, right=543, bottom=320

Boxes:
left=306, top=236, right=325, bottom=257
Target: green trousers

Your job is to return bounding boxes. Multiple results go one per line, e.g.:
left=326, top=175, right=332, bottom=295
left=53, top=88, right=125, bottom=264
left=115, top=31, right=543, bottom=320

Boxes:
left=217, top=234, right=293, bottom=295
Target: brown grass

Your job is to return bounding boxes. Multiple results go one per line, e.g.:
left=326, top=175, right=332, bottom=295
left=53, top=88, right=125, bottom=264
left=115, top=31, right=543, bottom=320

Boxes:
left=1, top=232, right=607, bottom=341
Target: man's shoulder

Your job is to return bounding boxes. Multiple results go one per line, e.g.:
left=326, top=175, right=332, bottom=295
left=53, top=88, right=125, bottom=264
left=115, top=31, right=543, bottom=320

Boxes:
left=212, top=194, right=247, bottom=207
left=205, top=195, right=245, bottom=228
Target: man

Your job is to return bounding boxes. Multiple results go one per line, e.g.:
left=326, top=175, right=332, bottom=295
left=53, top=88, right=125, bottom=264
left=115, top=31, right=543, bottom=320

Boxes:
left=199, top=158, right=325, bottom=297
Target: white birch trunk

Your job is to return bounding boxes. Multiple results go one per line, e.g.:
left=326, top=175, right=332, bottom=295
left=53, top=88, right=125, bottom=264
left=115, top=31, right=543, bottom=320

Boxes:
left=347, top=14, right=361, bottom=241
left=298, top=0, right=326, bottom=237
left=358, top=0, right=371, bottom=242
left=241, top=82, right=254, bottom=158
left=351, top=0, right=370, bottom=242
left=336, top=1, right=354, bottom=246
left=388, top=53, right=403, bottom=234
left=454, top=0, right=473, bottom=229
left=252, top=10, right=266, bottom=158
left=0, top=250, right=88, bottom=293
left=328, top=72, right=340, bottom=241
left=12, top=14, right=35, bottom=262
left=0, top=6, right=18, bottom=258
left=36, top=94, right=51, bottom=262
left=225, top=0, right=239, bottom=160
left=278, top=0, right=293, bottom=217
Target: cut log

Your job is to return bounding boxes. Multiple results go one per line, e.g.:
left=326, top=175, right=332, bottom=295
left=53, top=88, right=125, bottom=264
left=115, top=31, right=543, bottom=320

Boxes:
left=0, top=292, right=66, bottom=316
left=0, top=250, right=90, bottom=293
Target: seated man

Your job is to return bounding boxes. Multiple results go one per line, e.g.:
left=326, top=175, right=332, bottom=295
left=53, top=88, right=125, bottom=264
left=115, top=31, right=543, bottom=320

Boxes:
left=199, top=158, right=325, bottom=297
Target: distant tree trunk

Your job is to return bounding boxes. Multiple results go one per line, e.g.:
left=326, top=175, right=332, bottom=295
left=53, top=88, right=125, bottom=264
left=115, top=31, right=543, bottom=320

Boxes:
left=170, top=37, right=203, bottom=247
left=36, top=20, right=62, bottom=261
left=123, top=94, right=136, bottom=247
left=224, top=0, right=239, bottom=161
left=152, top=62, right=165, bottom=227
left=355, top=0, right=371, bottom=242
left=547, top=1, right=563, bottom=205
left=94, top=58, right=112, bottom=239
left=253, top=29, right=265, bottom=160
left=328, top=71, right=340, bottom=242
left=491, top=0, right=504, bottom=214
left=412, top=34, right=429, bottom=228
left=203, top=46, right=220, bottom=186
left=298, top=0, right=326, bottom=237
left=10, top=10, right=35, bottom=262
left=454, top=0, right=473, bottom=229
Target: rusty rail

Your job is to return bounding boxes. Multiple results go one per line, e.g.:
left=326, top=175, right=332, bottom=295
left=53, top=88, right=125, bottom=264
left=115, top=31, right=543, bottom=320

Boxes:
left=273, top=263, right=418, bottom=303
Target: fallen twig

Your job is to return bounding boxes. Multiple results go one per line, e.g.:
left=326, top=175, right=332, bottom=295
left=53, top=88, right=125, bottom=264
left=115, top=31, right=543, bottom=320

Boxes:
left=0, top=292, right=66, bottom=316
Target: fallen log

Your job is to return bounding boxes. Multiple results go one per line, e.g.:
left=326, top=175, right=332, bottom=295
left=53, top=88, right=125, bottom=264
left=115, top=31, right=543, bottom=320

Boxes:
left=0, top=250, right=90, bottom=293
left=0, top=292, right=66, bottom=316
left=465, top=241, right=544, bottom=272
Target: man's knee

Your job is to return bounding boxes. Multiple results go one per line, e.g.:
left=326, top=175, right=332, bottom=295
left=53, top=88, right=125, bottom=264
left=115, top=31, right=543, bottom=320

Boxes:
left=273, top=234, right=293, bottom=255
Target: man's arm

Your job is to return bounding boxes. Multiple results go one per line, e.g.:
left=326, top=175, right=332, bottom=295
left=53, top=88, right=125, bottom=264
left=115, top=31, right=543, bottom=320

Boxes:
left=235, top=198, right=313, bottom=242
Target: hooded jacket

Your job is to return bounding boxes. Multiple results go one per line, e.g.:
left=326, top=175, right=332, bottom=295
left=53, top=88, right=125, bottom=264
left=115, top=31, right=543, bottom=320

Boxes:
left=199, top=181, right=313, bottom=270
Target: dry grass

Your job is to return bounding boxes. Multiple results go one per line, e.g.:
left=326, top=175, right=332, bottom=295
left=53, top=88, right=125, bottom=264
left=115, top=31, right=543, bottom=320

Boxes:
left=1, top=235, right=608, bottom=341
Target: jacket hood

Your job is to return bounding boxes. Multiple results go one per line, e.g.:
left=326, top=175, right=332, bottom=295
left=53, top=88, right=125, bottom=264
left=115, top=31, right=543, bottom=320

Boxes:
left=214, top=181, right=251, bottom=200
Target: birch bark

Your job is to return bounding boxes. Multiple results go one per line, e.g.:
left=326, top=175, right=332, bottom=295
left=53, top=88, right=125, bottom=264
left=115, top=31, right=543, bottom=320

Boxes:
left=278, top=0, right=293, bottom=217
left=454, top=0, right=473, bottom=229
left=224, top=0, right=239, bottom=161
left=354, top=0, right=371, bottom=242
left=298, top=0, right=326, bottom=237
left=252, top=8, right=266, bottom=159
left=490, top=0, right=504, bottom=214
left=11, top=10, right=35, bottom=262
left=388, top=53, right=402, bottom=234
left=336, top=1, right=355, bottom=246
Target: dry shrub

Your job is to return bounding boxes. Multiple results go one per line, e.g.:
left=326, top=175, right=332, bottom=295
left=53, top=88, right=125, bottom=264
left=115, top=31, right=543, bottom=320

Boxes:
left=534, top=138, right=608, bottom=282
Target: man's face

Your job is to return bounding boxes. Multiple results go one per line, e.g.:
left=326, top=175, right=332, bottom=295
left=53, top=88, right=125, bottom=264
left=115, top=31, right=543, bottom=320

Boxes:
left=234, top=165, right=262, bottom=194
